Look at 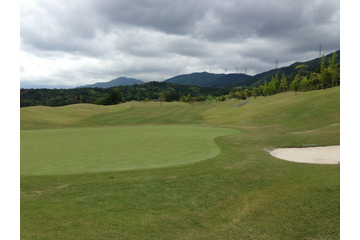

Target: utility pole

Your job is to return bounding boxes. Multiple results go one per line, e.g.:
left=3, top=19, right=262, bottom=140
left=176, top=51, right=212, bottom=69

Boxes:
left=319, top=44, right=322, bottom=58
left=275, top=59, right=278, bottom=69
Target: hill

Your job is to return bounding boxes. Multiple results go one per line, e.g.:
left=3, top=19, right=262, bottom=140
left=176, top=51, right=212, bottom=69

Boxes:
left=163, top=72, right=225, bottom=87
left=81, top=76, right=143, bottom=88
left=164, top=50, right=340, bottom=87
left=164, top=72, right=254, bottom=87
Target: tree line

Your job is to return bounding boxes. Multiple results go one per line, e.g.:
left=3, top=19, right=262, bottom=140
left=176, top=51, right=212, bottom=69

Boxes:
left=222, top=52, right=340, bottom=100
left=263, top=52, right=340, bottom=96
left=20, top=82, right=231, bottom=107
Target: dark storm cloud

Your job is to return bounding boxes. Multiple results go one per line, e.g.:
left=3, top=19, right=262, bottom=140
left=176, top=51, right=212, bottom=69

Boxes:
left=94, top=0, right=208, bottom=35
left=20, top=0, right=340, bottom=87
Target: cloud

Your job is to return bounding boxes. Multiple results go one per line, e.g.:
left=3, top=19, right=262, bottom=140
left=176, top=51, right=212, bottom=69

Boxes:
left=94, top=0, right=209, bottom=35
left=20, top=0, right=340, bottom=88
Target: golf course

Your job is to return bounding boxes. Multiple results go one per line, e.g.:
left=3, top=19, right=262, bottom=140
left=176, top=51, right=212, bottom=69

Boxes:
left=20, top=87, right=340, bottom=239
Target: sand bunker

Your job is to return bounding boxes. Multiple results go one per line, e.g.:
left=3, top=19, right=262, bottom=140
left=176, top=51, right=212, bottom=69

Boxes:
left=268, top=145, right=340, bottom=164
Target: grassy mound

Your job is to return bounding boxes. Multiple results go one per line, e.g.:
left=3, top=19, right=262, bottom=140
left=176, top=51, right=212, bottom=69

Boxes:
left=20, top=101, right=210, bottom=130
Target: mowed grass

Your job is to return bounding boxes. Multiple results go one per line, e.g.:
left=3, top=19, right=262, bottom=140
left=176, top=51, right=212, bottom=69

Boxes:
left=20, top=87, right=340, bottom=239
left=20, top=101, right=209, bottom=130
left=21, top=125, right=238, bottom=175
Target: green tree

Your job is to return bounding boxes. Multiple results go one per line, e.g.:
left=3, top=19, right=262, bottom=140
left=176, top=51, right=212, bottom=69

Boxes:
left=185, top=94, right=194, bottom=104
left=309, top=72, right=320, bottom=90
left=228, top=91, right=235, bottom=100
left=300, top=76, right=310, bottom=91
left=158, top=92, right=165, bottom=111
left=257, top=85, right=264, bottom=96
left=252, top=87, right=259, bottom=98
left=263, top=81, right=270, bottom=96
left=319, top=54, right=330, bottom=87
left=99, top=88, right=124, bottom=105
left=268, top=81, right=276, bottom=95
left=328, top=52, right=340, bottom=86
left=244, top=89, right=251, bottom=98
left=109, top=88, right=124, bottom=104
left=290, top=74, right=300, bottom=94
left=273, top=73, right=280, bottom=92
left=295, top=64, right=307, bottom=78
left=234, top=91, right=245, bottom=100
left=216, top=95, right=226, bottom=102
left=321, top=68, right=332, bottom=88
left=179, top=95, right=186, bottom=102
left=207, top=94, right=214, bottom=103
left=280, top=73, right=288, bottom=92
left=320, top=54, right=326, bottom=75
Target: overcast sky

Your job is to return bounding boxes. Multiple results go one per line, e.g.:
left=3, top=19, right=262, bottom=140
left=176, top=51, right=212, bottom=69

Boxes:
left=20, top=0, right=340, bottom=88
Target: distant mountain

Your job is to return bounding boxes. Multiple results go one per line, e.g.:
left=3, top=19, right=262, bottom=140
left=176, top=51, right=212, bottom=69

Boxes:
left=79, top=50, right=339, bottom=89
left=164, top=72, right=223, bottom=87
left=81, top=77, right=143, bottom=88
left=210, top=73, right=255, bottom=87
left=164, top=72, right=255, bottom=87
left=164, top=50, right=340, bottom=88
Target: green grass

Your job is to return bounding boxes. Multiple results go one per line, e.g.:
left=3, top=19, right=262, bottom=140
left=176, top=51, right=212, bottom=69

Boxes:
left=20, top=104, right=117, bottom=130
left=20, top=87, right=340, bottom=239
left=20, top=101, right=210, bottom=130
left=21, top=125, right=238, bottom=175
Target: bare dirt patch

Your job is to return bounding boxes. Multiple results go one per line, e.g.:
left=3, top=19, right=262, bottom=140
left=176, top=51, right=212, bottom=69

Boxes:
left=267, top=145, right=340, bottom=164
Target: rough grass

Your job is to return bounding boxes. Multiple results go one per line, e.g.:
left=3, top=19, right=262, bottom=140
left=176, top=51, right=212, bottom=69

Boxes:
left=20, top=87, right=340, bottom=239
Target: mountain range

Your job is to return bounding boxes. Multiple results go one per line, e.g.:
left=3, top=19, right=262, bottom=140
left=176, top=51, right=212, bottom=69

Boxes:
left=80, top=50, right=339, bottom=89
left=164, top=50, right=340, bottom=87
left=80, top=77, right=143, bottom=88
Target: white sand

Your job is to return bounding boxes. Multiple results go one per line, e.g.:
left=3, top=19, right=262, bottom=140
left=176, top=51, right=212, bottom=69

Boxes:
left=268, top=145, right=340, bottom=164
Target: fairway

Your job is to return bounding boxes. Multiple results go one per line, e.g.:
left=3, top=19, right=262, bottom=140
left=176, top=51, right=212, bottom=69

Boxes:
left=21, top=125, right=238, bottom=175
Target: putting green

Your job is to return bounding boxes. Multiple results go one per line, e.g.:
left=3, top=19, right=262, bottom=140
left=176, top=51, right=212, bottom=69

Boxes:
left=21, top=125, right=238, bottom=175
